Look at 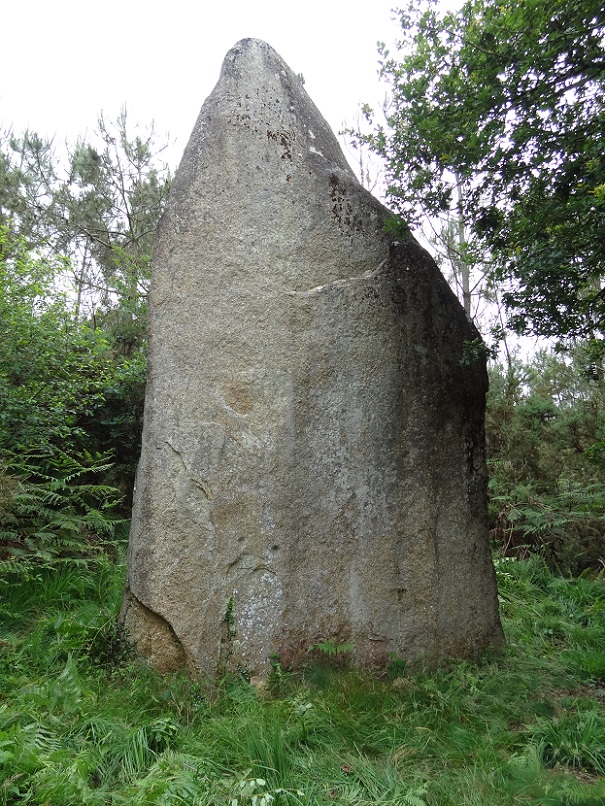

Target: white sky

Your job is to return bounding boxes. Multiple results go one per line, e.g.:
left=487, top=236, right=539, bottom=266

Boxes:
left=1, top=0, right=401, bottom=170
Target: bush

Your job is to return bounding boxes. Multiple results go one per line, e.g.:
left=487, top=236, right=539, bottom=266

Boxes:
left=0, top=450, right=125, bottom=579
left=487, top=350, right=605, bottom=572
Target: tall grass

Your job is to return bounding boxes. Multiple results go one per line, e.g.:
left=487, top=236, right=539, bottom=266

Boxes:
left=1, top=554, right=605, bottom=804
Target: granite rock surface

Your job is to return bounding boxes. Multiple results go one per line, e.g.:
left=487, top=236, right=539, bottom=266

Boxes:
left=120, top=38, right=504, bottom=676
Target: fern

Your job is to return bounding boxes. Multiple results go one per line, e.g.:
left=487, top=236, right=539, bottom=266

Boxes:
left=0, top=449, right=125, bottom=576
left=491, top=481, right=605, bottom=572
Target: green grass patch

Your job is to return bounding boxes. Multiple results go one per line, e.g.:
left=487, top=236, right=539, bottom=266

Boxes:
left=2, top=553, right=605, bottom=804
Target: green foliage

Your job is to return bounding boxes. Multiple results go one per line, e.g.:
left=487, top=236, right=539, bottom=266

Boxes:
left=357, top=0, right=605, bottom=340
left=382, top=215, right=411, bottom=240
left=75, top=350, right=147, bottom=502
left=0, top=116, right=163, bottom=511
left=52, top=110, right=169, bottom=326
left=0, top=450, right=124, bottom=581
left=307, top=641, right=356, bottom=658
left=0, top=129, right=57, bottom=250
left=529, top=710, right=605, bottom=775
left=487, top=347, right=605, bottom=571
left=0, top=228, right=111, bottom=456
left=460, top=338, right=495, bottom=367
left=386, top=654, right=407, bottom=680
left=0, top=227, right=136, bottom=569
left=0, top=227, right=146, bottom=486
left=492, top=486, right=605, bottom=571
left=3, top=556, right=605, bottom=804
left=1, top=111, right=171, bottom=321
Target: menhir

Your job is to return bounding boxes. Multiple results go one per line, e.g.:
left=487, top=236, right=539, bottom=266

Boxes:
left=120, top=38, right=504, bottom=677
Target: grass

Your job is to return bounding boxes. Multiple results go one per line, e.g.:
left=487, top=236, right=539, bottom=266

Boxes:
left=1, top=553, right=605, bottom=804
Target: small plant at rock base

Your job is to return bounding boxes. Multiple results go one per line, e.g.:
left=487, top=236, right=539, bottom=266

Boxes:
left=237, top=664, right=252, bottom=683
left=307, top=640, right=355, bottom=658
left=218, top=595, right=237, bottom=677
left=224, top=596, right=235, bottom=634
left=305, top=639, right=356, bottom=672
left=386, top=652, right=407, bottom=679
left=86, top=620, right=134, bottom=668
left=267, top=654, right=293, bottom=693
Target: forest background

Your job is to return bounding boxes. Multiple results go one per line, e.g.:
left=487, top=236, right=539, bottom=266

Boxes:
left=2, top=0, right=604, bottom=575
left=1, top=1, right=605, bottom=803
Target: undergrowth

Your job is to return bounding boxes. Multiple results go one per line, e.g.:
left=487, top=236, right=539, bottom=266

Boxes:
left=0, top=450, right=126, bottom=577
left=2, top=555, right=605, bottom=804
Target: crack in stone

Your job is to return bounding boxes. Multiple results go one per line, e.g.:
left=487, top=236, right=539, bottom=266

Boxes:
left=164, top=440, right=213, bottom=501
left=285, top=259, right=388, bottom=296
left=191, top=477, right=213, bottom=499
left=226, top=553, right=277, bottom=579
left=164, top=440, right=187, bottom=469
left=121, top=589, right=188, bottom=673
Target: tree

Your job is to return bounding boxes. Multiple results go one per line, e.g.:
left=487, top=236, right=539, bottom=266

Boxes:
left=0, top=112, right=171, bottom=567
left=0, top=111, right=171, bottom=507
left=0, top=129, right=58, bottom=253
left=357, top=0, right=605, bottom=341
left=51, top=110, right=171, bottom=327
left=0, top=226, right=146, bottom=501
left=1, top=111, right=171, bottom=337
left=0, top=227, right=109, bottom=456
left=487, top=346, right=605, bottom=571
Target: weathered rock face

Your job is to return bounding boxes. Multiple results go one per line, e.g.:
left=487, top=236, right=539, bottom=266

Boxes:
left=120, top=38, right=503, bottom=676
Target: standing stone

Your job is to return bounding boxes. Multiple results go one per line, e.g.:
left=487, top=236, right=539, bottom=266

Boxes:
left=120, top=38, right=503, bottom=676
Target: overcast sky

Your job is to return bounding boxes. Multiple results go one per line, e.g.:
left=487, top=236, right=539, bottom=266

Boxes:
left=1, top=0, right=403, bottom=170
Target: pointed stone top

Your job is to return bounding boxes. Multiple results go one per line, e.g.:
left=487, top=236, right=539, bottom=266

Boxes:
left=175, top=38, right=355, bottom=188
left=164, top=37, right=383, bottom=295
